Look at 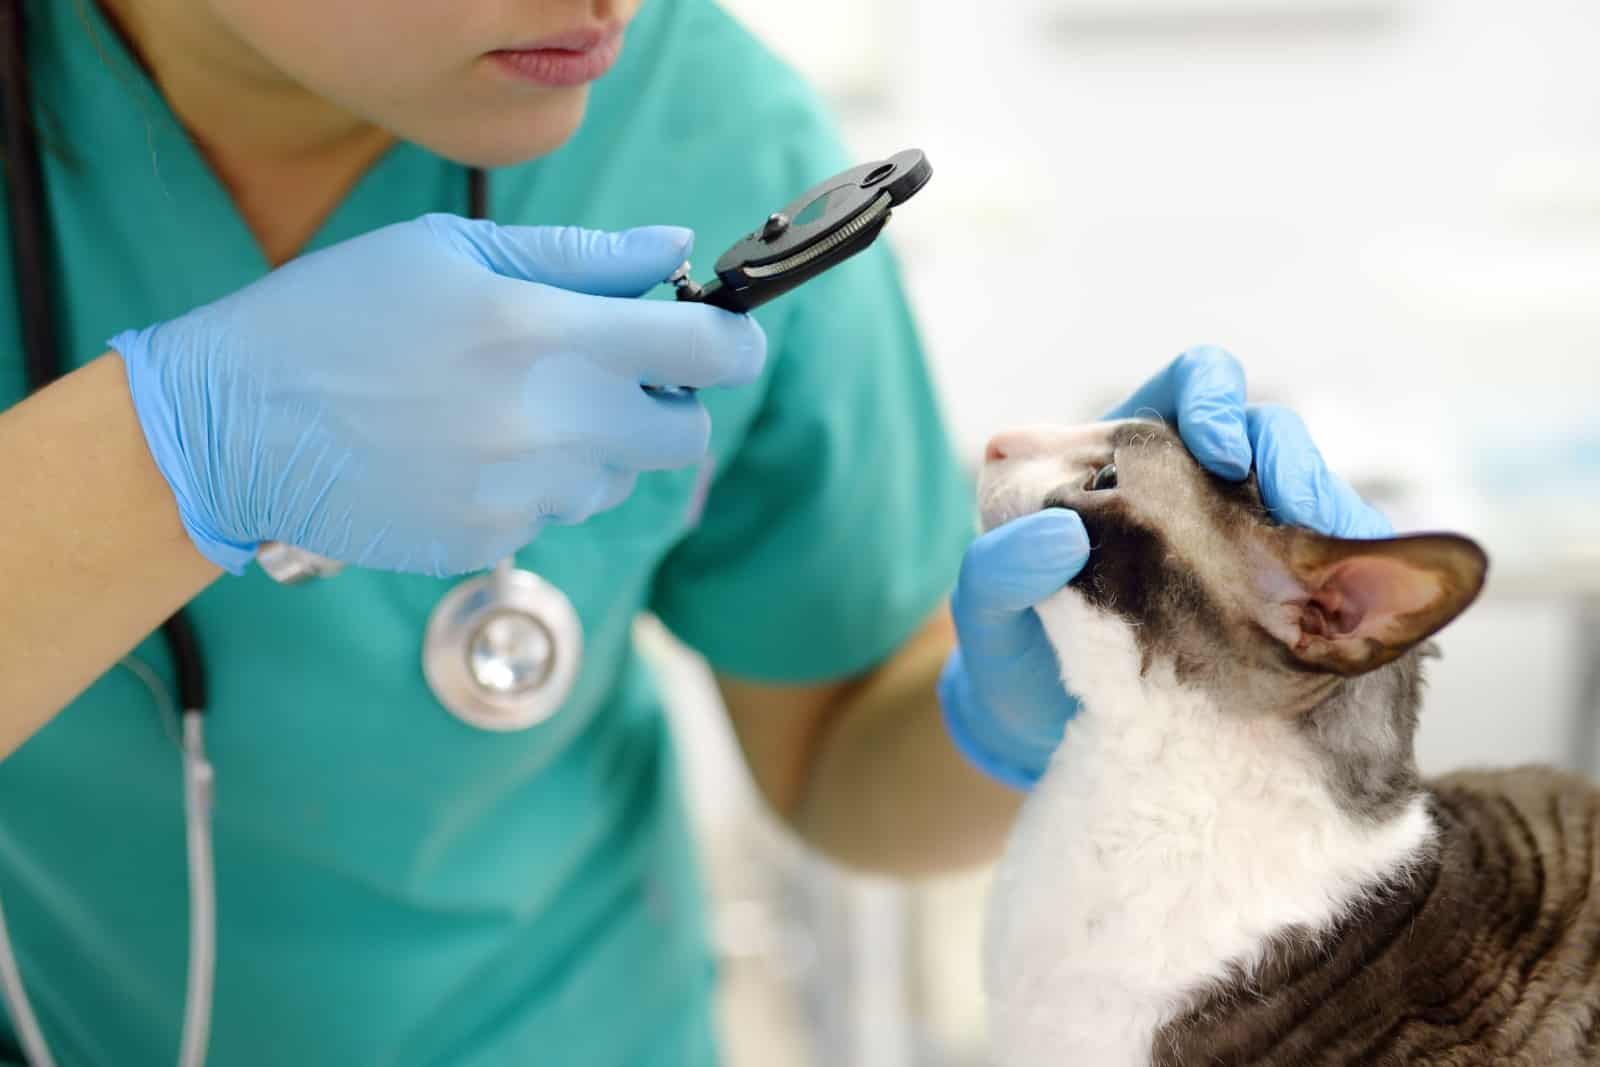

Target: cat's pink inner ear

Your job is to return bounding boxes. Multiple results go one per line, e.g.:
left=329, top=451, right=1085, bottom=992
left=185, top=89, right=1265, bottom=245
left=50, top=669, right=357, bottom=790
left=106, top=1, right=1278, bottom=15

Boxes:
left=1300, top=556, right=1446, bottom=643
left=1268, top=531, right=1487, bottom=675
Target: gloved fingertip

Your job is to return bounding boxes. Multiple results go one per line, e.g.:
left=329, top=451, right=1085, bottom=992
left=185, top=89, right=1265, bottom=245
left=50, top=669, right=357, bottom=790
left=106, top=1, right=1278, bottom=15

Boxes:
left=1186, top=414, right=1252, bottom=481
left=1345, top=505, right=1396, bottom=540
left=624, top=224, right=694, bottom=263
left=989, top=509, right=1091, bottom=588
left=1035, top=508, right=1092, bottom=558
left=1177, top=342, right=1241, bottom=370
left=729, top=315, right=767, bottom=384
left=1174, top=347, right=1251, bottom=480
left=691, top=309, right=767, bottom=388
left=1004, top=508, right=1090, bottom=562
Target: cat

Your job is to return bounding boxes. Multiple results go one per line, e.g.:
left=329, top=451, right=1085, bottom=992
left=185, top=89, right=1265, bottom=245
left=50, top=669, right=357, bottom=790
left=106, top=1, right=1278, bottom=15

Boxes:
left=977, top=417, right=1600, bottom=1067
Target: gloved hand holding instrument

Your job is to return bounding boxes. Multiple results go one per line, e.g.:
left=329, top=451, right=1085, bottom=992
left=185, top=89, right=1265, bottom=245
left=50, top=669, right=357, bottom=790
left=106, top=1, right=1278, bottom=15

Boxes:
left=113, top=216, right=765, bottom=581
left=113, top=151, right=934, bottom=582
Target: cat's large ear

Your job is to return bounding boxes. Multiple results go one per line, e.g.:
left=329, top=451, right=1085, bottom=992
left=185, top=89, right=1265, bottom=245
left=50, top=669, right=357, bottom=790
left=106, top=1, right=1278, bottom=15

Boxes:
left=1251, top=530, right=1488, bottom=676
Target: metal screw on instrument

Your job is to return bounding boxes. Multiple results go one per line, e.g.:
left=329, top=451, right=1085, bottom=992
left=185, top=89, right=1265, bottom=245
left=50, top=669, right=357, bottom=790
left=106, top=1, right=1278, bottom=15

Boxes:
left=667, top=261, right=703, bottom=301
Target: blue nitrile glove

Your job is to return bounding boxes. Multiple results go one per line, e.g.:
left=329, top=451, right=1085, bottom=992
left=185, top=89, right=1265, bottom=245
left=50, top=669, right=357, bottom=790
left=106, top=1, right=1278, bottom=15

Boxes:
left=111, top=214, right=765, bottom=578
left=939, top=345, right=1392, bottom=789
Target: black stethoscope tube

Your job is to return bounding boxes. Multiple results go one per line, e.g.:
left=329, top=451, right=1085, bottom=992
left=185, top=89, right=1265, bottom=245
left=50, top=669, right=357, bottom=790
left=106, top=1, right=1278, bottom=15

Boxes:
left=1, top=0, right=209, bottom=714
left=0, top=0, right=56, bottom=395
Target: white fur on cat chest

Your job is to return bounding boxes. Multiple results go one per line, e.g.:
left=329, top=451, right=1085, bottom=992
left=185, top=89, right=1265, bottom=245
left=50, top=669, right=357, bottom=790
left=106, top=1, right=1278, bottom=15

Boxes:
left=981, top=593, right=1433, bottom=1067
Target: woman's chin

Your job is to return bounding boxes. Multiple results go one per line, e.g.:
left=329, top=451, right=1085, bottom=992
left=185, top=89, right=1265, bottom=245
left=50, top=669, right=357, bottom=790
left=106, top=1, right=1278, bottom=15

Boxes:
left=420, top=89, right=591, bottom=170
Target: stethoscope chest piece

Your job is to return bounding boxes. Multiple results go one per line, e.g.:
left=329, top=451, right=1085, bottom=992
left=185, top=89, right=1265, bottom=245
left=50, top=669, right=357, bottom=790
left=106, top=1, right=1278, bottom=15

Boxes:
left=422, top=563, right=583, bottom=731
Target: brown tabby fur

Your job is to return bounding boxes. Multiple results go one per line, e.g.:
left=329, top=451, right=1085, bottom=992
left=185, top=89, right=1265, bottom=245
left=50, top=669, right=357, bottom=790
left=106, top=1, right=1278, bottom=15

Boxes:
left=1155, top=765, right=1600, bottom=1065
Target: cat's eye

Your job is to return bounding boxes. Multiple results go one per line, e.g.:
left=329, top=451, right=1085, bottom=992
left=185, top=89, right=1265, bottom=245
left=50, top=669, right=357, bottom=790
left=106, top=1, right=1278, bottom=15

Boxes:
left=1087, top=463, right=1118, bottom=491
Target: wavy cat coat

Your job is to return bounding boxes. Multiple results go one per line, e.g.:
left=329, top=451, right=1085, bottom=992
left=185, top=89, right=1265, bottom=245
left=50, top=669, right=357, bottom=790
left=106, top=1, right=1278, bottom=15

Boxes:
left=979, top=419, right=1599, bottom=1067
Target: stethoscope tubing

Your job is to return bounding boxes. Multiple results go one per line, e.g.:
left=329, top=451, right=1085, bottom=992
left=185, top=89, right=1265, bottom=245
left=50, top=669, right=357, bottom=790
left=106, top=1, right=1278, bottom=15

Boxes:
left=0, top=4, right=218, bottom=1063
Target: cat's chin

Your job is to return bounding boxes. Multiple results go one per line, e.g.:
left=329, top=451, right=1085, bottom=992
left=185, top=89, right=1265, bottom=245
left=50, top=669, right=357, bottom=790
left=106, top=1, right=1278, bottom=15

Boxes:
left=979, top=503, right=1036, bottom=533
left=977, top=482, right=1045, bottom=533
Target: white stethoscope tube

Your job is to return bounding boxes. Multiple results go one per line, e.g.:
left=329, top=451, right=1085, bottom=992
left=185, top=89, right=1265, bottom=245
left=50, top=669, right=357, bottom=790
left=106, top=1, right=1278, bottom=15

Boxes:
left=0, top=549, right=583, bottom=1064
left=0, top=657, right=216, bottom=1067
left=0, top=893, right=52, bottom=1067
left=177, top=712, right=216, bottom=1067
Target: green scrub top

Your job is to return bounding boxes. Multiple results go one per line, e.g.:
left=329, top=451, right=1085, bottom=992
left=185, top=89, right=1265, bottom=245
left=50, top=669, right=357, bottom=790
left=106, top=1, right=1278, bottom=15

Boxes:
left=0, top=1, right=976, bottom=1064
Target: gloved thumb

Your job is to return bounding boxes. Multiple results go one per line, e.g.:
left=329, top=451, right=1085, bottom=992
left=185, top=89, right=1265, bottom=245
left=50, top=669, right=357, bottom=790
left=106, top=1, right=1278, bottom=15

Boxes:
left=954, top=509, right=1091, bottom=620
left=447, top=217, right=695, bottom=298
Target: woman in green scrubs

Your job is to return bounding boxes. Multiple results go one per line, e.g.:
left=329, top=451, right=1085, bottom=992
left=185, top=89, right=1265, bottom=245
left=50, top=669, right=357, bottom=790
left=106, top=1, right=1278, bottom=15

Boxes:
left=0, top=0, right=1390, bottom=1064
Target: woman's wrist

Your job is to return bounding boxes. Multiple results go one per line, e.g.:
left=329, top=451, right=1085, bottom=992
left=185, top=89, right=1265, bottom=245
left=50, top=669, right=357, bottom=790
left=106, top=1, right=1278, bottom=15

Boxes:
left=90, top=350, right=226, bottom=578
left=110, top=326, right=259, bottom=575
left=0, top=353, right=220, bottom=750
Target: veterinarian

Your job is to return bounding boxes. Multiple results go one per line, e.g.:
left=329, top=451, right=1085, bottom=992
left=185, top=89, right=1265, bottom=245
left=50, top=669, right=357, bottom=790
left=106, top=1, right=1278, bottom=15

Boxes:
left=0, top=0, right=1393, bottom=1064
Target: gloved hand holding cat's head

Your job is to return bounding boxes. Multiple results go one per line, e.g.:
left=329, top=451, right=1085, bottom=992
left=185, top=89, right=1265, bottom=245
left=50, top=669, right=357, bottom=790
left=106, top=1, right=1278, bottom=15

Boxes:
left=939, top=347, right=1403, bottom=789
left=979, top=417, right=1487, bottom=715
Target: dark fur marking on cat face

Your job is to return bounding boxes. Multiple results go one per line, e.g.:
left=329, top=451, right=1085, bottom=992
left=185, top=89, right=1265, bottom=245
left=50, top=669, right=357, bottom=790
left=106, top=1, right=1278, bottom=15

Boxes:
left=1056, top=497, right=1229, bottom=683
left=1008, top=419, right=1333, bottom=706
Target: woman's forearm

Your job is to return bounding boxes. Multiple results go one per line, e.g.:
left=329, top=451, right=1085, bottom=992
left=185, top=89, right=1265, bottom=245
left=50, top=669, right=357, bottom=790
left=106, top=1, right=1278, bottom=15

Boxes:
left=0, top=353, right=220, bottom=758
left=794, top=609, right=1024, bottom=878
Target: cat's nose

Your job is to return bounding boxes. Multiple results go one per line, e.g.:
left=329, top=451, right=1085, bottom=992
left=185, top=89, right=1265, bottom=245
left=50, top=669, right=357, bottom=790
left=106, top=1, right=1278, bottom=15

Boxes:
left=984, top=424, right=1120, bottom=466
left=984, top=431, right=1037, bottom=462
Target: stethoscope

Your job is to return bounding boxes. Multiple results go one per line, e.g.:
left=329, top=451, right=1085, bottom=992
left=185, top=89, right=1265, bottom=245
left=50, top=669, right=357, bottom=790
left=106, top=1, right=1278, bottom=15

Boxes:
left=0, top=3, right=931, bottom=1054
left=253, top=171, right=586, bottom=735
left=0, top=6, right=217, bottom=1066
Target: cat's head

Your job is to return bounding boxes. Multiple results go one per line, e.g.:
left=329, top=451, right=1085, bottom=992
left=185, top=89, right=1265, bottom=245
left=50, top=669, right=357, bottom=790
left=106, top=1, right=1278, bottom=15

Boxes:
left=978, top=418, right=1487, bottom=735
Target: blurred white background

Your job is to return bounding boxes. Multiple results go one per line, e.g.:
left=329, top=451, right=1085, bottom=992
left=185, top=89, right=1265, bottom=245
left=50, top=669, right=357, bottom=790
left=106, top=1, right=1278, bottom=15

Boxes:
left=643, top=1, right=1600, bottom=1063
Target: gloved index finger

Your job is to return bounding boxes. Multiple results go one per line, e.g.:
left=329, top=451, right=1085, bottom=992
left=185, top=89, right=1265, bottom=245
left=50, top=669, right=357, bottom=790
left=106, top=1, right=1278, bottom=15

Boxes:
left=1104, top=346, right=1252, bottom=481
left=1246, top=404, right=1394, bottom=539
left=545, top=287, right=768, bottom=390
left=468, top=221, right=696, bottom=298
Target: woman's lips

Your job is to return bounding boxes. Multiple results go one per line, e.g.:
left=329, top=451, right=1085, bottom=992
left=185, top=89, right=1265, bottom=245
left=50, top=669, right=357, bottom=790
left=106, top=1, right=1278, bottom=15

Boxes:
left=489, top=26, right=624, bottom=88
